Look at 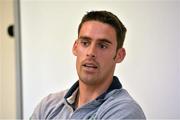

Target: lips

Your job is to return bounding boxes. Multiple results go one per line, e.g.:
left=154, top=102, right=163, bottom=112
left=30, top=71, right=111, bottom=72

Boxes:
left=83, top=63, right=98, bottom=68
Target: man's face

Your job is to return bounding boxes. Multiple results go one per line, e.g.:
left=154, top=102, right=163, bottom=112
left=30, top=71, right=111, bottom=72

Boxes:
left=73, top=20, right=125, bottom=86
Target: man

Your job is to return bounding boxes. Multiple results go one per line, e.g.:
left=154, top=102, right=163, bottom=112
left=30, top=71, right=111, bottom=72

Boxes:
left=31, top=10, right=146, bottom=119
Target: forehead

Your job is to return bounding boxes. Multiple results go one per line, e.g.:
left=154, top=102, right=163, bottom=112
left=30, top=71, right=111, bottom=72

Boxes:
left=79, top=21, right=117, bottom=42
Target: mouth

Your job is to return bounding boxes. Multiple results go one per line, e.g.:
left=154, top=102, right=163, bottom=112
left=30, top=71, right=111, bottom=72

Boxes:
left=82, top=63, right=98, bottom=69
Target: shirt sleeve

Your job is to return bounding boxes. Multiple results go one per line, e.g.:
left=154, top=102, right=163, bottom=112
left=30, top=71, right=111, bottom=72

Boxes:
left=30, top=91, right=67, bottom=119
left=30, top=95, right=50, bottom=119
left=98, top=101, right=146, bottom=119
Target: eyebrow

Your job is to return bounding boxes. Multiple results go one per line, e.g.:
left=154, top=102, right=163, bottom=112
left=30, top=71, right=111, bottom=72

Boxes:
left=79, top=36, right=91, bottom=40
left=79, top=36, right=112, bottom=44
left=98, top=39, right=112, bottom=44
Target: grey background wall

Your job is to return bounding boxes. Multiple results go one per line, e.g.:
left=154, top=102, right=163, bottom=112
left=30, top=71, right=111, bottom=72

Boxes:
left=19, top=0, right=180, bottom=119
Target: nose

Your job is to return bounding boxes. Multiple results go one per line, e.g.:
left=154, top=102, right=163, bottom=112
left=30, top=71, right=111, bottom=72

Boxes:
left=86, top=44, right=96, bottom=58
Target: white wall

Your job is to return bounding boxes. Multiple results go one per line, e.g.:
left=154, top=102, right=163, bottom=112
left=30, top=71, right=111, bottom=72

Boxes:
left=20, top=0, right=180, bottom=119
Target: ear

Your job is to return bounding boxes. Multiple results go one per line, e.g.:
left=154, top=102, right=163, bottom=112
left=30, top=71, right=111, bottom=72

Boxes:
left=72, top=40, right=78, bottom=56
left=114, top=48, right=126, bottom=63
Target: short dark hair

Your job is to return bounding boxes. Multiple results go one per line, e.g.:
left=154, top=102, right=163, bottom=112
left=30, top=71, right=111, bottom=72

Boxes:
left=78, top=10, right=127, bottom=49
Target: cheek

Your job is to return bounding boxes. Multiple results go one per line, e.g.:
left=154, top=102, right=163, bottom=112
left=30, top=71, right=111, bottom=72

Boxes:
left=98, top=52, right=115, bottom=65
left=99, top=50, right=116, bottom=60
left=76, top=56, right=82, bottom=72
left=76, top=47, right=86, bottom=65
left=77, top=46, right=86, bottom=56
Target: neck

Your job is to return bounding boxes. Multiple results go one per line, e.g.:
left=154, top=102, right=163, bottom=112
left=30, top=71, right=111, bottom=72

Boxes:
left=76, top=77, right=113, bottom=108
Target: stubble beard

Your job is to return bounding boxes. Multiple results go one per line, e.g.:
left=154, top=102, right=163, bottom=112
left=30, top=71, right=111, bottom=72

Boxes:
left=78, top=69, right=100, bottom=86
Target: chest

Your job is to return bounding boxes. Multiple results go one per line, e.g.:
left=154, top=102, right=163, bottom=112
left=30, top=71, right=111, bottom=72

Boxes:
left=46, top=103, right=99, bottom=119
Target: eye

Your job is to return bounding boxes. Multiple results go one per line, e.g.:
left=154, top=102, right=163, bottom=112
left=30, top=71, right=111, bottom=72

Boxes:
left=98, top=43, right=108, bottom=49
left=80, top=40, right=90, bottom=47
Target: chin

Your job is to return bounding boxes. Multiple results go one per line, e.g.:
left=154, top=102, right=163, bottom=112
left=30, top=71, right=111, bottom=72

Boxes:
left=79, top=76, right=98, bottom=86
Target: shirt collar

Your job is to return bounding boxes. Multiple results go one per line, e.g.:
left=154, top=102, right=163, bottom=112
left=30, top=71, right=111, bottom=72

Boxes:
left=96, top=76, right=122, bottom=100
left=65, top=76, right=122, bottom=104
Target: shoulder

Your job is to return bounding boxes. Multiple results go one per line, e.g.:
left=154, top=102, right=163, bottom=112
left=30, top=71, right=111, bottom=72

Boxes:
left=31, top=90, right=68, bottom=119
left=41, top=90, right=67, bottom=105
left=97, top=89, right=146, bottom=119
